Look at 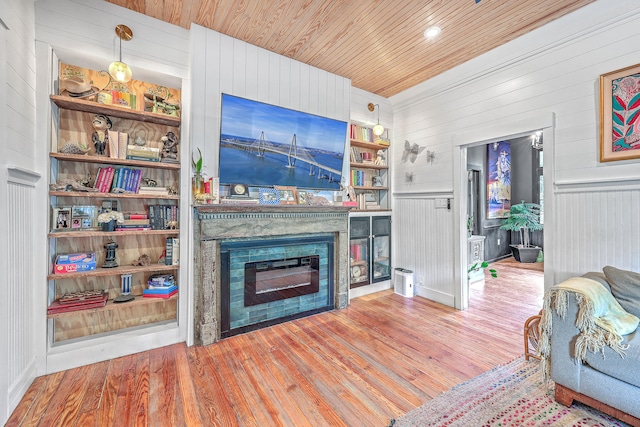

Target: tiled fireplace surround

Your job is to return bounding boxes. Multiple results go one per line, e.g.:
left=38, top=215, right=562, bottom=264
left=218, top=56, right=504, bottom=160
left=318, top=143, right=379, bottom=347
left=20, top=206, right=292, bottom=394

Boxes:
left=193, top=205, right=351, bottom=346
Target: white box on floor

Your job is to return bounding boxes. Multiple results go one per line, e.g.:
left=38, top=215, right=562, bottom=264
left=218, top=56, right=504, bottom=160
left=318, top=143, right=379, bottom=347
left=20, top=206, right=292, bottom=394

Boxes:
left=394, top=268, right=414, bottom=298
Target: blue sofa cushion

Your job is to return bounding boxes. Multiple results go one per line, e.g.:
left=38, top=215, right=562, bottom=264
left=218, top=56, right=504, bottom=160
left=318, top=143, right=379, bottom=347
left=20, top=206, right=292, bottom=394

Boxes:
left=603, top=266, right=640, bottom=318
left=584, top=329, right=640, bottom=388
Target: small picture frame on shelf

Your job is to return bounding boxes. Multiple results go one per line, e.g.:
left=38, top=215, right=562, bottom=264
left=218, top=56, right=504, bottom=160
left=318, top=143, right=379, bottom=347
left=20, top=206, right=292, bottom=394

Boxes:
left=72, top=205, right=97, bottom=229
left=258, top=188, right=280, bottom=205
left=347, top=186, right=357, bottom=202
left=274, top=186, right=297, bottom=205
left=53, top=207, right=71, bottom=230
left=297, top=190, right=308, bottom=205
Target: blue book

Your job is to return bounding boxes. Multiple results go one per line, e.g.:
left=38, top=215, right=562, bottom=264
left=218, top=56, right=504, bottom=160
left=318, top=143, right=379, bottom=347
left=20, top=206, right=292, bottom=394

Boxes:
left=143, top=285, right=178, bottom=294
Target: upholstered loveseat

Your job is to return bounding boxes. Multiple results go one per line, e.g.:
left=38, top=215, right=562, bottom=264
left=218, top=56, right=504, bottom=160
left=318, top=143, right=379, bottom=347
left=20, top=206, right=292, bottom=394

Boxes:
left=546, top=268, right=640, bottom=426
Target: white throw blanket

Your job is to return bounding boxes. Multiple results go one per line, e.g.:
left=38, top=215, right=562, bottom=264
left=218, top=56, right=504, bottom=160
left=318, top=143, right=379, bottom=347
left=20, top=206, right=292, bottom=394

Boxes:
left=539, top=276, right=639, bottom=382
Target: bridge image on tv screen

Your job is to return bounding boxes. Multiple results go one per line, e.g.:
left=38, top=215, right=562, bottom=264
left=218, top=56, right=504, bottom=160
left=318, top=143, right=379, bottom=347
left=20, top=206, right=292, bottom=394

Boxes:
left=219, top=94, right=348, bottom=190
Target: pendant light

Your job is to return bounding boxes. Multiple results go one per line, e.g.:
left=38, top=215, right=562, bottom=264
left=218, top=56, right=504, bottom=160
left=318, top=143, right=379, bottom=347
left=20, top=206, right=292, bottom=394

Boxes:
left=108, top=24, right=133, bottom=83
left=367, top=103, right=384, bottom=136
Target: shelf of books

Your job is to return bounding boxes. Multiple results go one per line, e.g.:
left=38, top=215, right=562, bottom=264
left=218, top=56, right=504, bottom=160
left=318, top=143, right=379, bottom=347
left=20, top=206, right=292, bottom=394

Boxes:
left=47, top=62, right=184, bottom=352
left=348, top=123, right=390, bottom=212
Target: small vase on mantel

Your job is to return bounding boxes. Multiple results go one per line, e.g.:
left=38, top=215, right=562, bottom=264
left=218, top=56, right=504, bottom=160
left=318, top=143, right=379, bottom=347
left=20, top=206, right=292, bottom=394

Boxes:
left=192, top=172, right=204, bottom=202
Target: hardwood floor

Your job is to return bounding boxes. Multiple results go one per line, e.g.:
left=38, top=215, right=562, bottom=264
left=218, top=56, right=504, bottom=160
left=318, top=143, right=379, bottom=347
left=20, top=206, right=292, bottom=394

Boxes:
left=7, top=258, right=544, bottom=426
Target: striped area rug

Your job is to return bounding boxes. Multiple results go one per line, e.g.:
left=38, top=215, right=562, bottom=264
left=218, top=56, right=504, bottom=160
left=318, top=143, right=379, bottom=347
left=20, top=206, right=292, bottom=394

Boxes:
left=390, top=356, right=630, bottom=427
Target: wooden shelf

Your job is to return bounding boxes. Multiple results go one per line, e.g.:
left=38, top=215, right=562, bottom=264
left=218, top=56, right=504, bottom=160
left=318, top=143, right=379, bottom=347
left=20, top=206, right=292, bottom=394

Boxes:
left=350, top=139, right=389, bottom=150
left=51, top=95, right=181, bottom=127
left=48, top=264, right=179, bottom=280
left=350, top=162, right=388, bottom=170
left=353, top=185, right=388, bottom=191
left=49, top=190, right=179, bottom=200
left=49, top=229, right=179, bottom=239
left=350, top=260, right=368, bottom=267
left=47, top=293, right=178, bottom=319
left=50, top=152, right=180, bottom=170
left=350, top=209, right=392, bottom=213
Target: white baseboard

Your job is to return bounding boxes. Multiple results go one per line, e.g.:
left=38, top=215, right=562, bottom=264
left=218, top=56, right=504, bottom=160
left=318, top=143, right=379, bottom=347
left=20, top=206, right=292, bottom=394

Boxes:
left=415, top=285, right=455, bottom=307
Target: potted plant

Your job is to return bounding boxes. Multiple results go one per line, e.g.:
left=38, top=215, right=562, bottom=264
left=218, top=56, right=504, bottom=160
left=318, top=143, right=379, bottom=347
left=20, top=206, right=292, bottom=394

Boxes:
left=191, top=148, right=204, bottom=196
left=97, top=210, right=125, bottom=231
left=500, top=200, right=542, bottom=263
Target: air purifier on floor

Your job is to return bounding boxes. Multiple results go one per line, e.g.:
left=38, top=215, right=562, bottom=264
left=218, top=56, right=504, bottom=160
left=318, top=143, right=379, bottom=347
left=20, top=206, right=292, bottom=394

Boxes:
left=394, top=268, right=414, bottom=298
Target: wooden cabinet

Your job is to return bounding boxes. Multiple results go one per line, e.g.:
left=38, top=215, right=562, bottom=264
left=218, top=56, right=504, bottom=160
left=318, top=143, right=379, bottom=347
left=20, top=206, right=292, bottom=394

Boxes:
left=349, top=125, right=390, bottom=211
left=47, top=95, right=181, bottom=343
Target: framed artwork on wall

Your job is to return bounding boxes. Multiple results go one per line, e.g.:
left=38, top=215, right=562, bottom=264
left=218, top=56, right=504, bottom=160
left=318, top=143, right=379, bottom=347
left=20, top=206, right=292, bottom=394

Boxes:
left=600, top=63, right=640, bottom=162
left=486, top=141, right=511, bottom=219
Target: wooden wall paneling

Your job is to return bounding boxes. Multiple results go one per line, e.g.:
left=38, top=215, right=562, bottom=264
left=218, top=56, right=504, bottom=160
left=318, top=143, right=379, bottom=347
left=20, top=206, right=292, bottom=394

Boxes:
left=53, top=298, right=178, bottom=342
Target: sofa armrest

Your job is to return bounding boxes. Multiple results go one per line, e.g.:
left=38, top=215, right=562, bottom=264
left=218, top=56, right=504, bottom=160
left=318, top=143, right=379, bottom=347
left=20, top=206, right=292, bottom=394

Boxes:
left=550, top=291, right=583, bottom=391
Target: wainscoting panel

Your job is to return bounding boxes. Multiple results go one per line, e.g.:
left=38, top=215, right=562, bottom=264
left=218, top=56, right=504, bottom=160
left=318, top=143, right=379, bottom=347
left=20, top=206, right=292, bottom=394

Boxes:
left=553, top=188, right=640, bottom=282
left=393, top=197, right=455, bottom=305
left=5, top=180, right=36, bottom=419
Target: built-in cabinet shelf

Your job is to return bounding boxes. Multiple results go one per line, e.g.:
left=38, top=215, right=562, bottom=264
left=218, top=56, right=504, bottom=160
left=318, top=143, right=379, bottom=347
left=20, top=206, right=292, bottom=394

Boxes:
left=48, top=86, right=181, bottom=345
left=349, top=126, right=391, bottom=211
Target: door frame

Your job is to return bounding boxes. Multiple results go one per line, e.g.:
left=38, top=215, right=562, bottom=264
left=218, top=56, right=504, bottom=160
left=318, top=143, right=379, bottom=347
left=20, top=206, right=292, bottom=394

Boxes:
left=452, top=112, right=555, bottom=309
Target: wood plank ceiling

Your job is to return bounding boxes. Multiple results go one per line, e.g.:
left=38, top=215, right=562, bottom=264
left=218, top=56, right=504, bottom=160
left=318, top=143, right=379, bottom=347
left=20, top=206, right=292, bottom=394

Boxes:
left=105, top=0, right=595, bottom=98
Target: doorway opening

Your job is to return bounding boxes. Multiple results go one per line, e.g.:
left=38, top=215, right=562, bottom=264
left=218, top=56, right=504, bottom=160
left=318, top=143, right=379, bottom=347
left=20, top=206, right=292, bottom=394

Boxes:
left=465, top=135, right=544, bottom=307
left=453, top=113, right=553, bottom=310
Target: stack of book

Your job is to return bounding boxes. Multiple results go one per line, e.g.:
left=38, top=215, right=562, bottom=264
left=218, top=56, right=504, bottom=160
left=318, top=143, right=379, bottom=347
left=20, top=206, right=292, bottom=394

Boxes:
left=47, top=290, right=108, bottom=314
left=138, top=186, right=170, bottom=196
left=143, top=274, right=177, bottom=299
left=116, top=213, right=151, bottom=231
left=107, top=167, right=143, bottom=194
left=126, top=145, right=160, bottom=162
left=165, top=237, right=180, bottom=265
left=349, top=124, right=374, bottom=142
left=148, top=205, right=179, bottom=230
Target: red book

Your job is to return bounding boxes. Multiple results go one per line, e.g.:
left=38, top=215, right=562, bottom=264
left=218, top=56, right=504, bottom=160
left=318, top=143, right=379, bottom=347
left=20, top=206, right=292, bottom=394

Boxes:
left=126, top=214, right=148, bottom=220
left=101, top=167, right=114, bottom=192
left=47, top=293, right=108, bottom=314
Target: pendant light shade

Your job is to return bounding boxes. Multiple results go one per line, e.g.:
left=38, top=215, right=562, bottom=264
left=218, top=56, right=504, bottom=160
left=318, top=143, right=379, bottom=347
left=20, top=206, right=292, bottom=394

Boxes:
left=109, top=24, right=133, bottom=83
left=367, top=103, right=385, bottom=136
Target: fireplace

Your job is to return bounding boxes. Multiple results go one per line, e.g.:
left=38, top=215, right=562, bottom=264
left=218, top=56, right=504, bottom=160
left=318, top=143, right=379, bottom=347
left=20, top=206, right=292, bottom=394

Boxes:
left=193, top=205, right=350, bottom=346
left=220, top=235, right=334, bottom=337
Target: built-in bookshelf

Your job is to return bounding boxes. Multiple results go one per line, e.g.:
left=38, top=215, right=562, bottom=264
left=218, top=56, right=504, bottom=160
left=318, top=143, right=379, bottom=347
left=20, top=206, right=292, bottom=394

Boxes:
left=349, top=124, right=390, bottom=211
left=47, top=63, right=183, bottom=349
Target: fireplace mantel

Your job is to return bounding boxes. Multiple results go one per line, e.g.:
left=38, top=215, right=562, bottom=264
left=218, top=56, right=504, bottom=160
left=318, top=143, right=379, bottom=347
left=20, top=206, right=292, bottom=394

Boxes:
left=193, top=205, right=351, bottom=345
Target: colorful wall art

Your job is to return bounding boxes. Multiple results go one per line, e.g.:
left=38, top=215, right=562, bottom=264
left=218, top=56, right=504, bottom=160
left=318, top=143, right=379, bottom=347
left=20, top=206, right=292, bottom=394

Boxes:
left=487, top=141, right=511, bottom=219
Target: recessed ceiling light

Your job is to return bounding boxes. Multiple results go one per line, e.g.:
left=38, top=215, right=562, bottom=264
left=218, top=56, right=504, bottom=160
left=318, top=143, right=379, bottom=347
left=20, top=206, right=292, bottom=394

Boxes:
left=424, top=26, right=441, bottom=39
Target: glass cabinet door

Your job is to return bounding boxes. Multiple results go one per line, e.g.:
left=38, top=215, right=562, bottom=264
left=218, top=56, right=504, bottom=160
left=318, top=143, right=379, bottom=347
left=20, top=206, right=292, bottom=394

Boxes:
left=372, top=216, right=391, bottom=282
left=349, top=237, right=369, bottom=287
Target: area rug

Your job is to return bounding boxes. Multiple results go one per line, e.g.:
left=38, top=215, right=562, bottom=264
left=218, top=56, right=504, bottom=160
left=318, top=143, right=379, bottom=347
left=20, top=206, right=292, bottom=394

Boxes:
left=390, top=356, right=630, bottom=427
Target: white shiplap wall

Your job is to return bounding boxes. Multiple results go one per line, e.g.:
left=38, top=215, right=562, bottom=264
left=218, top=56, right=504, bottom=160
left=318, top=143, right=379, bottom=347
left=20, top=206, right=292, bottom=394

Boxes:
left=389, top=0, right=640, bottom=305
left=0, top=0, right=39, bottom=424
left=190, top=24, right=352, bottom=181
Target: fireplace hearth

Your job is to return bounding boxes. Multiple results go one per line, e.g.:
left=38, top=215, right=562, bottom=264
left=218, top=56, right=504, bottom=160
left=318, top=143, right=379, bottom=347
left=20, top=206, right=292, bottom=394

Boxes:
left=193, top=205, right=350, bottom=346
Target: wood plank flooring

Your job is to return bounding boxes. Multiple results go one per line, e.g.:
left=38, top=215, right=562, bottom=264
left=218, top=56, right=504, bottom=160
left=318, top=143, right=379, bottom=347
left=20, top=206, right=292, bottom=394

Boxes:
left=7, top=258, right=544, bottom=426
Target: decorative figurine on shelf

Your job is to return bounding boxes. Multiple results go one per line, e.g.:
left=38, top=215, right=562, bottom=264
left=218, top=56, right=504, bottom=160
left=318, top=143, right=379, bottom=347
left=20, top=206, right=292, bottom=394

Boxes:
left=374, top=149, right=386, bottom=166
left=102, top=238, right=119, bottom=268
left=132, top=254, right=151, bottom=266
left=372, top=175, right=384, bottom=187
left=91, top=114, right=112, bottom=156
left=114, top=273, right=134, bottom=303
left=160, top=131, right=179, bottom=163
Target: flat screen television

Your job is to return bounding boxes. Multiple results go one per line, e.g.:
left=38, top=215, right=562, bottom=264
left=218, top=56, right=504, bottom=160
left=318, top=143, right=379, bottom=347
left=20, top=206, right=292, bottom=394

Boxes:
left=219, top=94, right=348, bottom=190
